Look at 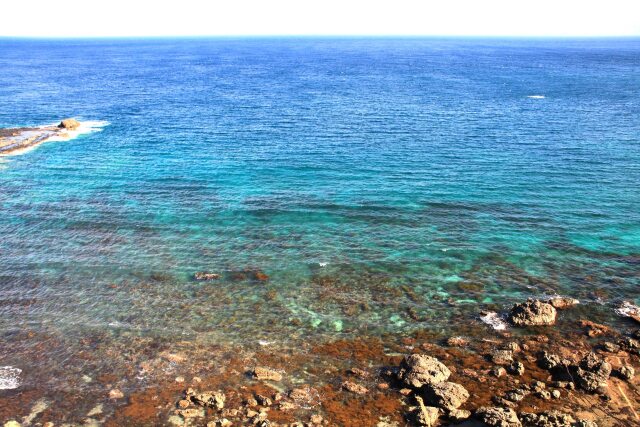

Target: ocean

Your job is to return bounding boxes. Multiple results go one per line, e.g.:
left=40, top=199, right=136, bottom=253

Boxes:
left=0, top=38, right=639, bottom=415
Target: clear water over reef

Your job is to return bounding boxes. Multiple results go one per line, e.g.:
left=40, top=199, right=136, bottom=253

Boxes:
left=0, top=38, right=639, bottom=391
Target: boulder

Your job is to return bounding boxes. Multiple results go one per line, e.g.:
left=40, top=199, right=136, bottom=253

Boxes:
left=490, top=349, right=514, bottom=365
left=475, top=406, right=522, bottom=427
left=423, top=381, right=469, bottom=411
left=509, top=300, right=557, bottom=326
left=575, top=353, right=611, bottom=393
left=398, top=354, right=451, bottom=388
left=58, top=118, right=80, bottom=130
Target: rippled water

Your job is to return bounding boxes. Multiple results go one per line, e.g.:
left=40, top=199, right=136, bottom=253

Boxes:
left=0, top=38, right=639, bottom=387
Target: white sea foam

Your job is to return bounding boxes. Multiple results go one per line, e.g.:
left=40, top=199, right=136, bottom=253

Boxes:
left=480, top=312, right=508, bottom=331
left=0, top=366, right=22, bottom=390
left=319, top=262, right=328, bottom=267
left=527, top=95, right=545, bottom=99
left=615, top=301, right=640, bottom=319
left=43, top=120, right=110, bottom=143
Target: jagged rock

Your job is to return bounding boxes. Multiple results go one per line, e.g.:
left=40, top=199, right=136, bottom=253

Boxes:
left=251, top=367, right=283, bottom=381
left=58, top=118, right=81, bottom=130
left=423, top=381, right=469, bottom=411
left=492, top=396, right=517, bottom=408
left=255, top=394, right=273, bottom=406
left=491, top=366, right=507, bottom=377
left=288, top=386, right=318, bottom=406
left=341, top=381, right=368, bottom=395
left=476, top=406, right=522, bottom=427
left=414, top=396, right=440, bottom=426
left=347, top=367, right=370, bottom=378
left=574, top=421, right=598, bottom=427
left=502, top=342, right=521, bottom=352
left=108, top=389, right=124, bottom=399
left=536, top=390, right=551, bottom=400
left=194, top=272, right=220, bottom=281
left=508, top=361, right=525, bottom=376
left=547, top=297, right=579, bottom=310
left=530, top=381, right=546, bottom=393
left=490, top=349, right=514, bottom=365
left=177, top=408, right=205, bottom=418
left=601, top=342, right=621, bottom=353
left=520, top=410, right=575, bottom=427
left=504, top=389, right=529, bottom=402
left=398, top=354, right=451, bottom=388
left=575, top=353, right=611, bottom=392
left=448, top=408, right=471, bottom=422
left=415, top=405, right=440, bottom=426
left=613, top=365, right=634, bottom=381
left=191, top=391, right=225, bottom=409
left=509, top=300, right=557, bottom=326
left=551, top=390, right=561, bottom=399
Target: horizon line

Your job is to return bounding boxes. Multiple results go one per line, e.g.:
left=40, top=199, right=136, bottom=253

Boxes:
left=2, top=34, right=640, bottom=40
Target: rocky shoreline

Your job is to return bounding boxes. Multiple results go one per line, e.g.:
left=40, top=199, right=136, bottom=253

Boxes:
left=0, top=119, right=81, bottom=156
left=1, top=297, right=638, bottom=426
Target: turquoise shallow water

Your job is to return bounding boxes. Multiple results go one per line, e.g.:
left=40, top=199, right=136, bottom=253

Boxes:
left=0, top=39, right=639, bottom=367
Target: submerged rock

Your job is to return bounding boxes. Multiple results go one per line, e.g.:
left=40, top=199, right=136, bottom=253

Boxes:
left=509, top=300, right=557, bottom=326
left=476, top=406, right=522, bottom=427
left=398, top=354, right=451, bottom=388
left=341, top=381, right=368, bottom=395
left=547, top=297, right=579, bottom=310
left=250, top=367, right=283, bottom=382
left=194, top=272, right=221, bottom=281
left=423, top=381, right=469, bottom=411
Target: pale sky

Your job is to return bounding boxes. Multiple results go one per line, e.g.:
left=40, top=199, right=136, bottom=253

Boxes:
left=2, top=0, right=639, bottom=38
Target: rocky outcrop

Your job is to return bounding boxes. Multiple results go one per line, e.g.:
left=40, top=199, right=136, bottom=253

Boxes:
left=58, top=118, right=81, bottom=130
left=575, top=353, right=611, bottom=393
left=398, top=354, right=451, bottom=388
left=509, top=300, right=557, bottom=326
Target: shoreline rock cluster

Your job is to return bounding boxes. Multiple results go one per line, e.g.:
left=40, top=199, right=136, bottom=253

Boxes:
left=1, top=297, right=638, bottom=426
left=0, top=119, right=80, bottom=156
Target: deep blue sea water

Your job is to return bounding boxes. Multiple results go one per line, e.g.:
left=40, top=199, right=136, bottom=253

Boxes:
left=1, top=38, right=639, bottom=374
